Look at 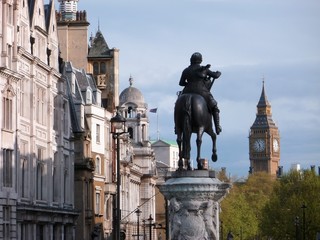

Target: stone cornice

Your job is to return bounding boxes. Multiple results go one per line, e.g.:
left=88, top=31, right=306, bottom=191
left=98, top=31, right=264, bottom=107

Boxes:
left=0, top=67, right=24, bottom=81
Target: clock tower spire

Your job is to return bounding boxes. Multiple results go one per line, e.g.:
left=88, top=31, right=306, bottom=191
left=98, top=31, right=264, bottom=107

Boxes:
left=249, top=82, right=280, bottom=175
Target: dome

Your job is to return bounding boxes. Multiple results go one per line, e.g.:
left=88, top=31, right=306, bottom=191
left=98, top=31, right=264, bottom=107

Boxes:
left=119, top=76, right=145, bottom=107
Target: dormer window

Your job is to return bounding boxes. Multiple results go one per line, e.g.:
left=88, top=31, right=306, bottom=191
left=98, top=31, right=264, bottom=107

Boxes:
left=86, top=89, right=92, bottom=104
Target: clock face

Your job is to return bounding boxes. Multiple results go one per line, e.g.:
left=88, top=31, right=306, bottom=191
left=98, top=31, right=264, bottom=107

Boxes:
left=253, top=139, right=265, bottom=152
left=273, top=139, right=279, bottom=152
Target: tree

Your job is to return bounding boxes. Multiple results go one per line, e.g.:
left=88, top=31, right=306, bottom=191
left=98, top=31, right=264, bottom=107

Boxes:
left=260, top=170, right=320, bottom=239
left=220, top=172, right=275, bottom=239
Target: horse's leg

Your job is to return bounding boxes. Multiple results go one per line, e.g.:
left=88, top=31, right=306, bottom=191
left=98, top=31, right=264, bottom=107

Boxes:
left=183, top=131, right=192, bottom=170
left=207, top=128, right=217, bottom=162
left=183, top=114, right=192, bottom=170
left=196, top=127, right=204, bottom=170
left=176, top=131, right=184, bottom=170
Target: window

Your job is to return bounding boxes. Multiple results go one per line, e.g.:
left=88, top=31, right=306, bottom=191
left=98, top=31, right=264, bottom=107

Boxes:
left=8, top=45, right=12, bottom=69
left=37, top=35, right=45, bottom=59
left=95, top=156, right=101, bottom=175
left=96, top=124, right=100, bottom=143
left=36, top=87, right=46, bottom=125
left=71, top=75, right=76, bottom=94
left=2, top=149, right=13, bottom=187
left=7, top=4, right=13, bottom=25
left=128, top=107, right=133, bottom=118
left=36, top=148, right=45, bottom=200
left=93, top=62, right=99, bottom=75
left=64, top=155, right=69, bottom=203
left=20, top=141, right=28, bottom=197
left=86, top=90, right=91, bottom=104
left=63, top=101, right=68, bottom=134
left=3, top=206, right=10, bottom=239
left=20, top=79, right=29, bottom=118
left=36, top=224, right=44, bottom=240
left=36, top=163, right=43, bottom=200
left=53, top=152, right=58, bottom=202
left=128, top=127, right=133, bottom=139
left=100, top=62, right=106, bottom=74
left=2, top=97, right=12, bottom=130
left=93, top=62, right=107, bottom=75
left=53, top=96, right=58, bottom=131
left=95, top=192, right=101, bottom=215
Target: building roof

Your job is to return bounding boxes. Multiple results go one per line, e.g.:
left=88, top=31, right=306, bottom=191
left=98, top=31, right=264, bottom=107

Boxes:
left=119, top=76, right=146, bottom=107
left=151, top=139, right=178, bottom=147
left=257, top=82, right=271, bottom=108
left=88, top=30, right=112, bottom=58
left=251, top=82, right=277, bottom=129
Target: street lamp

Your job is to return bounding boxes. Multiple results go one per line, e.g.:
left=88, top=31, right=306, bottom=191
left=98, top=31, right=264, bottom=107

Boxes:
left=142, top=219, right=146, bottom=240
left=301, top=204, right=307, bottom=240
left=148, top=214, right=153, bottom=240
left=295, top=216, right=300, bottom=240
left=111, top=107, right=127, bottom=240
left=135, top=209, right=142, bottom=240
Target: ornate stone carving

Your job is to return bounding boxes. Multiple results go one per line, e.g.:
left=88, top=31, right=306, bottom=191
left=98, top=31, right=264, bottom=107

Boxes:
left=159, top=171, right=230, bottom=240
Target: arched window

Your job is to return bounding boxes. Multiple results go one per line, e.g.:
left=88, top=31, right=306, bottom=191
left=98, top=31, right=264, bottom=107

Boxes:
left=93, top=62, right=99, bottom=75
left=100, top=62, right=106, bottom=74
left=36, top=163, right=43, bottom=200
left=128, top=127, right=133, bottom=139
left=95, top=156, right=101, bottom=174
left=128, top=107, right=133, bottom=118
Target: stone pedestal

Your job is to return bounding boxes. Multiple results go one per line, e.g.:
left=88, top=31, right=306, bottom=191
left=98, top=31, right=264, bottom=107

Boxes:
left=159, top=170, right=230, bottom=240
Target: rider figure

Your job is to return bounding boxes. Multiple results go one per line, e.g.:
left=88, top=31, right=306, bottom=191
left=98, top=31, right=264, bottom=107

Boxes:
left=179, top=52, right=222, bottom=134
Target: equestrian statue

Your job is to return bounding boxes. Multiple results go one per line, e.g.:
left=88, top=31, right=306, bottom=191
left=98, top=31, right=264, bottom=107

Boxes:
left=174, top=52, right=222, bottom=170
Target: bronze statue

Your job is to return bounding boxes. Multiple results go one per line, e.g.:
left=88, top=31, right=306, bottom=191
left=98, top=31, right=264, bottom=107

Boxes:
left=174, top=52, right=222, bottom=170
left=179, top=52, right=222, bottom=134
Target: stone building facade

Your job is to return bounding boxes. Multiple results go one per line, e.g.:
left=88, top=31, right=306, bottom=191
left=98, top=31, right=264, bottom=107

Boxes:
left=118, top=77, right=158, bottom=240
left=0, top=0, right=78, bottom=239
left=1, top=0, right=158, bottom=239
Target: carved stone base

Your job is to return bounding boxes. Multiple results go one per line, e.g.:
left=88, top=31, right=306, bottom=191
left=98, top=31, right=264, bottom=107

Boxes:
left=159, top=170, right=231, bottom=240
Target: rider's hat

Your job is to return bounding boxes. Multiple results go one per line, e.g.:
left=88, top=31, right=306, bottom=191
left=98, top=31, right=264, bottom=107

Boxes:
left=190, top=52, right=202, bottom=64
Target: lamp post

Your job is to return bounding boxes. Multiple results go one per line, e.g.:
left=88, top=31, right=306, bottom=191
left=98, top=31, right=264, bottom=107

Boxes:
left=111, top=108, right=127, bottom=240
left=295, top=216, right=300, bottom=240
left=220, top=221, right=223, bottom=240
left=301, top=204, right=307, bottom=240
left=148, top=214, right=153, bottom=240
left=135, top=209, right=142, bottom=240
left=143, top=219, right=146, bottom=240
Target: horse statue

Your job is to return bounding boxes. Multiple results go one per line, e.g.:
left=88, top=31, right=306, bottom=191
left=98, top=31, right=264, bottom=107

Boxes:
left=174, top=92, right=217, bottom=170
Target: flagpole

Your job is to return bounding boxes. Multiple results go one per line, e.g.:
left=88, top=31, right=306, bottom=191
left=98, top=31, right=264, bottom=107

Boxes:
left=157, top=111, right=159, bottom=140
left=149, top=108, right=159, bottom=140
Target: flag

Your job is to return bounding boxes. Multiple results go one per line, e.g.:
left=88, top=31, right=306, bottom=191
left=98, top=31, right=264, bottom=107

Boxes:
left=149, top=108, right=157, bottom=113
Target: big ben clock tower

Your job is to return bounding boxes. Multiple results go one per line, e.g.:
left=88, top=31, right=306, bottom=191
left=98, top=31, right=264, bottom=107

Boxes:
left=249, top=82, right=280, bottom=175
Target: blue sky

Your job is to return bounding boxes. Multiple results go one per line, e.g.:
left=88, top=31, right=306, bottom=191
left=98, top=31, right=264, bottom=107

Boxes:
left=55, top=0, right=320, bottom=177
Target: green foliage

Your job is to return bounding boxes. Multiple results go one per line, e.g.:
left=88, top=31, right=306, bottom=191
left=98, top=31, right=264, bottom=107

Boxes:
left=220, top=172, right=275, bottom=239
left=260, top=170, right=320, bottom=239
left=220, top=171, right=320, bottom=239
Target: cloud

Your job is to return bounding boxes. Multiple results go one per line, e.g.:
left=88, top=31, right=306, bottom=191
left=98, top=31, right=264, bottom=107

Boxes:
left=56, top=0, right=320, bottom=177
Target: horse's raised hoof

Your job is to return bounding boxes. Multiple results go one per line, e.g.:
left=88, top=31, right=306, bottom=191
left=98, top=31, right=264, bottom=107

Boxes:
left=212, top=153, right=218, bottom=162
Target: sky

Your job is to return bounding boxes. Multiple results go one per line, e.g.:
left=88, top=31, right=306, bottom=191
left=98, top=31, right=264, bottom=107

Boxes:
left=55, top=0, right=320, bottom=178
